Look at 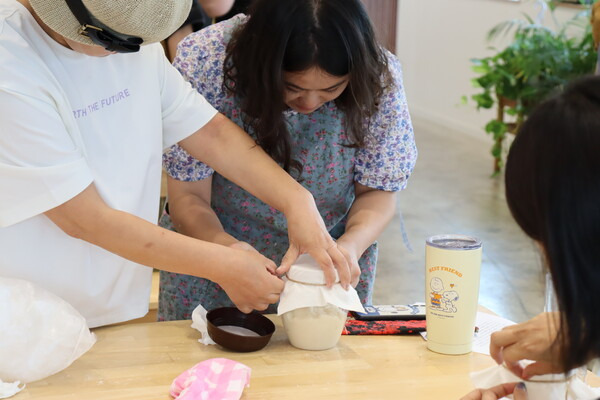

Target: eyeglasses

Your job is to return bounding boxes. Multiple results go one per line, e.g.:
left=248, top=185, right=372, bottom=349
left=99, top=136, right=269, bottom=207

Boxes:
left=66, top=0, right=143, bottom=53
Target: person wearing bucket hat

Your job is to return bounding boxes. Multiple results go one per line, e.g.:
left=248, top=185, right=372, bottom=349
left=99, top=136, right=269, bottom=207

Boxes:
left=28, top=0, right=191, bottom=51
left=0, top=0, right=351, bottom=327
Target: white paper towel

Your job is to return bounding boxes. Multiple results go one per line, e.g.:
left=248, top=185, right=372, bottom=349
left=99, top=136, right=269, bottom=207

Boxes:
left=190, top=304, right=216, bottom=345
left=471, top=364, right=600, bottom=400
left=277, top=254, right=365, bottom=315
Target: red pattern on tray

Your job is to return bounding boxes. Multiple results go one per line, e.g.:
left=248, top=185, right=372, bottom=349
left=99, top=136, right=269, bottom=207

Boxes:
left=343, top=319, right=426, bottom=335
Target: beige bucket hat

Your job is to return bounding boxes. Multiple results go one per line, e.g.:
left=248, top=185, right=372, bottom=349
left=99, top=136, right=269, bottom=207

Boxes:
left=29, top=0, right=192, bottom=47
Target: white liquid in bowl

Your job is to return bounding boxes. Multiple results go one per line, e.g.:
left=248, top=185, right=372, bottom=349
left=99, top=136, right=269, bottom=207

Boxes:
left=218, top=325, right=261, bottom=337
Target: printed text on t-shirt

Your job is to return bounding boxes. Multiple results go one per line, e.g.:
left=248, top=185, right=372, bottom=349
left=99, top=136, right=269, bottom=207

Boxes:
left=72, top=89, right=131, bottom=118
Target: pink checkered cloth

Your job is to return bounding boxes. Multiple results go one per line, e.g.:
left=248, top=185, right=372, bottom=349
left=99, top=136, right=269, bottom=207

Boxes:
left=170, top=358, right=251, bottom=400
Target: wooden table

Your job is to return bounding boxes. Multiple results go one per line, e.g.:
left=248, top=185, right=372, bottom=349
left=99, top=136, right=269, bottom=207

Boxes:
left=13, top=316, right=600, bottom=399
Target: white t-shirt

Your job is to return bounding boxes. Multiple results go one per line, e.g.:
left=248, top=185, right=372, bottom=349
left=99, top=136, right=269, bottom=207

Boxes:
left=0, top=0, right=218, bottom=327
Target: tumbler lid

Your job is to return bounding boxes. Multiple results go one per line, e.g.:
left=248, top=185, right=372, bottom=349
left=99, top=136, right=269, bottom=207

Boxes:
left=426, top=234, right=482, bottom=250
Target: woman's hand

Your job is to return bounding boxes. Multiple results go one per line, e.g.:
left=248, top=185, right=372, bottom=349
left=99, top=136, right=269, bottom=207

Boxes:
left=461, top=382, right=527, bottom=400
left=283, top=182, right=395, bottom=290
left=217, top=249, right=284, bottom=314
left=490, top=312, right=563, bottom=379
left=335, top=239, right=362, bottom=288
left=277, top=197, right=351, bottom=289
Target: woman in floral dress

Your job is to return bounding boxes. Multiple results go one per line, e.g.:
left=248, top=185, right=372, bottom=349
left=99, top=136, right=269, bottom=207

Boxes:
left=159, top=0, right=417, bottom=319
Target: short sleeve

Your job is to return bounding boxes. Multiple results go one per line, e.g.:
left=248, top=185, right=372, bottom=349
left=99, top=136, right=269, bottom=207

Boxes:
left=163, top=17, right=244, bottom=181
left=163, top=144, right=214, bottom=182
left=0, top=88, right=93, bottom=227
left=354, top=52, right=417, bottom=192
left=157, top=45, right=218, bottom=150
left=172, top=17, right=236, bottom=112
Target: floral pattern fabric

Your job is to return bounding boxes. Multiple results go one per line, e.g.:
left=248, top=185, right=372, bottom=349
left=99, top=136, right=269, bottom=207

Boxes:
left=158, top=15, right=417, bottom=320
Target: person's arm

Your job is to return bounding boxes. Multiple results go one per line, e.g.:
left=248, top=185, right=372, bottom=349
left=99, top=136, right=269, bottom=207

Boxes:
left=44, top=184, right=282, bottom=313
left=167, top=174, right=256, bottom=252
left=489, top=312, right=563, bottom=379
left=331, top=183, right=396, bottom=287
left=197, top=0, right=235, bottom=18
left=178, top=112, right=351, bottom=288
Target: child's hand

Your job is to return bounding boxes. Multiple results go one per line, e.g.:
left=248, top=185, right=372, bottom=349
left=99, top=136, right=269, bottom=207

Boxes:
left=461, top=382, right=527, bottom=400
left=490, top=312, right=562, bottom=379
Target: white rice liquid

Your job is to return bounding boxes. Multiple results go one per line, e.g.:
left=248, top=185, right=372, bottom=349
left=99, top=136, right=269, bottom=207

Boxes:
left=218, top=325, right=260, bottom=337
left=282, top=305, right=347, bottom=350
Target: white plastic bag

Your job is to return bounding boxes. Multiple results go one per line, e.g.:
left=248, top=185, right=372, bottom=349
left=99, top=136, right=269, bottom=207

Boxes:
left=0, top=277, right=96, bottom=385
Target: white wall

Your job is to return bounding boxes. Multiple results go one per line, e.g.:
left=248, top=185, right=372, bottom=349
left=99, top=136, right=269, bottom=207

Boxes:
left=395, top=0, right=583, bottom=141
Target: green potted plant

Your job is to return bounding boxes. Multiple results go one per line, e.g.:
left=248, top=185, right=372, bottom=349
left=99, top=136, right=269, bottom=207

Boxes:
left=468, top=0, right=597, bottom=174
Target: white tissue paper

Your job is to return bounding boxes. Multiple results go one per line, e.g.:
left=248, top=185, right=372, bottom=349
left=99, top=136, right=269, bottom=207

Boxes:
left=190, top=304, right=216, bottom=345
left=0, top=277, right=96, bottom=390
left=471, top=364, right=600, bottom=400
left=0, top=380, right=24, bottom=399
left=277, top=254, right=365, bottom=315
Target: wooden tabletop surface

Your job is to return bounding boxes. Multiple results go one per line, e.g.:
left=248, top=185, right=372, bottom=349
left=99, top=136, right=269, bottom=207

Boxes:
left=14, top=315, right=600, bottom=399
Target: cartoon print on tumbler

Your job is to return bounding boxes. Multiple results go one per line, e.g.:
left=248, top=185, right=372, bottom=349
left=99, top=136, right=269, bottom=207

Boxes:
left=430, top=277, right=459, bottom=313
left=429, top=277, right=444, bottom=310
left=442, top=290, right=459, bottom=313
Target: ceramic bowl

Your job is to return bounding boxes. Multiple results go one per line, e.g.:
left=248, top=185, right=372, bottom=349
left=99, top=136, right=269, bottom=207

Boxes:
left=206, top=307, right=275, bottom=352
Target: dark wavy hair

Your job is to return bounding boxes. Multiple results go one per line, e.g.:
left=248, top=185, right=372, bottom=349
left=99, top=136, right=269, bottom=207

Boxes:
left=223, top=0, right=391, bottom=175
left=505, top=75, right=600, bottom=371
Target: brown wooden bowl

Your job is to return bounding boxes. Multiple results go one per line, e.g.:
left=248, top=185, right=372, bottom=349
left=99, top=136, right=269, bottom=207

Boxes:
left=206, top=307, right=275, bottom=352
